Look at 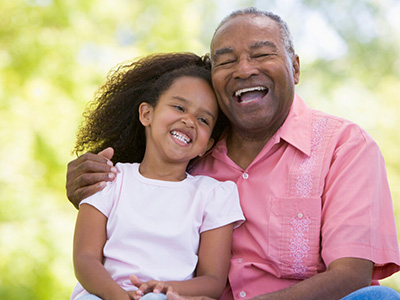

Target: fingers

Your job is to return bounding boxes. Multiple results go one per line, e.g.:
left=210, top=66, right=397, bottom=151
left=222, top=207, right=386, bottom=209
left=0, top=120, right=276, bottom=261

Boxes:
left=129, top=275, right=172, bottom=299
left=66, top=150, right=118, bottom=208
left=135, top=281, right=169, bottom=298
left=128, top=290, right=141, bottom=300
left=69, top=182, right=106, bottom=207
left=153, top=281, right=168, bottom=294
left=98, top=147, right=114, bottom=160
left=130, top=274, right=143, bottom=287
left=70, top=151, right=116, bottom=175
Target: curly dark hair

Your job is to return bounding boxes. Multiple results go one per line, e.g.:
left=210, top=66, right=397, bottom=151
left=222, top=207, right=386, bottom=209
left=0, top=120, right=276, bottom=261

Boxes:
left=74, top=52, right=229, bottom=164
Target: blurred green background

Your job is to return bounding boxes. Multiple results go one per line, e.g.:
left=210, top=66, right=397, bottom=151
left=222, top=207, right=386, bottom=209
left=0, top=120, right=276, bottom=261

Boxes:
left=1, top=0, right=399, bottom=299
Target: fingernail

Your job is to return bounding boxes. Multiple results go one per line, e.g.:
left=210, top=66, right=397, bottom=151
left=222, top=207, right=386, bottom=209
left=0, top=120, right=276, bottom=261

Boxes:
left=108, top=173, right=115, bottom=179
left=107, top=160, right=113, bottom=166
left=111, top=167, right=117, bottom=173
left=154, top=289, right=160, bottom=294
left=99, top=182, right=106, bottom=188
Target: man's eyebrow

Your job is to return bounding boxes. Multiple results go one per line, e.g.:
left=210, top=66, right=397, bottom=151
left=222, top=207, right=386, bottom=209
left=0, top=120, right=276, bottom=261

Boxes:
left=250, top=40, right=277, bottom=50
left=172, top=96, right=216, bottom=120
left=214, top=47, right=233, bottom=56
left=212, top=47, right=233, bottom=61
left=212, top=41, right=277, bottom=60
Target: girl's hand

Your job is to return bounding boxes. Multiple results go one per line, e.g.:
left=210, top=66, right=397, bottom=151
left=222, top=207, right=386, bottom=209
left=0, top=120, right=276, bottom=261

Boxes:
left=130, top=274, right=175, bottom=299
left=127, top=289, right=142, bottom=300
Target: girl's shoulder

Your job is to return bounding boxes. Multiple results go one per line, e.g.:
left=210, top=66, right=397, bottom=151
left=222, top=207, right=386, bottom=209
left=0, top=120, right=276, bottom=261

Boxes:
left=187, top=174, right=237, bottom=192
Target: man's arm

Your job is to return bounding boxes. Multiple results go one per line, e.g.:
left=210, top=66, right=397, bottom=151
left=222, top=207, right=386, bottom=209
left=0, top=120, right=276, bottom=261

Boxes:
left=66, top=147, right=117, bottom=209
left=253, top=257, right=373, bottom=300
left=165, top=257, right=373, bottom=300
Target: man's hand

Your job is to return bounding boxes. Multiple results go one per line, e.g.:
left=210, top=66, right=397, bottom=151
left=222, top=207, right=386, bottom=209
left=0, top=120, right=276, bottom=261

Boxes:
left=66, top=147, right=117, bottom=209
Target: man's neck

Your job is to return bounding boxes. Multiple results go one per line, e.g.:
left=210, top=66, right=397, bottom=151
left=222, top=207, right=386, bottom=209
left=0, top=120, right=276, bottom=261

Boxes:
left=226, top=129, right=274, bottom=170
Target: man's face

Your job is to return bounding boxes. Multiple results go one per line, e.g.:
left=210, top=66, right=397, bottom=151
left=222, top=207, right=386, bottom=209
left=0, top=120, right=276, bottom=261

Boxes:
left=210, top=15, right=300, bottom=139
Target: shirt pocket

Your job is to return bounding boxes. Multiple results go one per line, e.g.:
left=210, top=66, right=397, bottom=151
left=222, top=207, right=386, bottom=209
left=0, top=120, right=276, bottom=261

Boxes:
left=268, top=197, right=324, bottom=279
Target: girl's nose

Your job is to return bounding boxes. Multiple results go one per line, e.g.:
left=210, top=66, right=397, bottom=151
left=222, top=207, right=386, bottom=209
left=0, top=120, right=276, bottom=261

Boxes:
left=181, top=115, right=195, bottom=127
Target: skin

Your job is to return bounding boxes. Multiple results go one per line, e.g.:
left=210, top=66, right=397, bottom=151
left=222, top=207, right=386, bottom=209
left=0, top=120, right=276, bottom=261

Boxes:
left=210, top=15, right=299, bottom=170
left=73, top=77, right=233, bottom=300
left=138, top=77, right=216, bottom=181
left=169, top=15, right=373, bottom=300
left=67, top=14, right=374, bottom=300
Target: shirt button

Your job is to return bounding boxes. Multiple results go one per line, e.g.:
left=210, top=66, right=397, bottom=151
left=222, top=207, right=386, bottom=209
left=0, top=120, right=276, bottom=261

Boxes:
left=298, top=212, right=303, bottom=218
left=242, top=172, right=249, bottom=179
left=240, top=291, right=247, bottom=298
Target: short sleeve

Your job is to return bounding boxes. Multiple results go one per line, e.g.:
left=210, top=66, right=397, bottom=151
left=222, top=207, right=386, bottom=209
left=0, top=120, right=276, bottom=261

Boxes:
left=200, top=180, right=245, bottom=233
left=320, top=125, right=400, bottom=279
left=79, top=163, right=124, bottom=218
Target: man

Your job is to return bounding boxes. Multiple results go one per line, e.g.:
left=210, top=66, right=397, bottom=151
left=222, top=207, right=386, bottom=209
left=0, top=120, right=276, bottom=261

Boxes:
left=67, top=8, right=400, bottom=300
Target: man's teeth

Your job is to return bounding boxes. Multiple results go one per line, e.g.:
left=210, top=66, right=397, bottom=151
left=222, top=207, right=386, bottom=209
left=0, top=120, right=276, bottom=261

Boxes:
left=235, top=86, right=266, bottom=97
left=171, top=131, right=191, bottom=144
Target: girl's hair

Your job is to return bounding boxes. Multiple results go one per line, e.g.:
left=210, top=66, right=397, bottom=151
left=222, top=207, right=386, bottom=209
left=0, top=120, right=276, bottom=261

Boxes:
left=74, top=52, right=228, bottom=164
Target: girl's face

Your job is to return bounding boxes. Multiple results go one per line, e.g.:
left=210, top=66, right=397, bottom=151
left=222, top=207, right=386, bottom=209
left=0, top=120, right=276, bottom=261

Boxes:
left=139, top=76, right=218, bottom=165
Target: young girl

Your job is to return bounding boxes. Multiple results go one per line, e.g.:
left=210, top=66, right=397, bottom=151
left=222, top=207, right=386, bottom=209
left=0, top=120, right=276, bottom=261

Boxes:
left=70, top=53, right=244, bottom=300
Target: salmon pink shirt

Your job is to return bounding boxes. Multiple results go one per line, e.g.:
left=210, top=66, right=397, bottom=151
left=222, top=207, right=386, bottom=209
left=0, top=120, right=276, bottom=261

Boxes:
left=190, top=95, right=400, bottom=300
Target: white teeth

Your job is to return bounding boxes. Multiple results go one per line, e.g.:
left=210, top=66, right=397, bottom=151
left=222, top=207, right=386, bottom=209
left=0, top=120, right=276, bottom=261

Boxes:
left=235, top=86, right=266, bottom=97
left=171, top=131, right=191, bottom=144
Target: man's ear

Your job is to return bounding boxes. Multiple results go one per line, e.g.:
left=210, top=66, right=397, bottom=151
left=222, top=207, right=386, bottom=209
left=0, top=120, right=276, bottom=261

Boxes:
left=292, top=54, right=300, bottom=85
left=138, top=102, right=153, bottom=127
left=199, top=138, right=215, bottom=157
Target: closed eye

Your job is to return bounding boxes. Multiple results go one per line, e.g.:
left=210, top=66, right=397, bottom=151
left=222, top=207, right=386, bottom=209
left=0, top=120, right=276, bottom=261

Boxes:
left=173, top=105, right=185, bottom=112
left=253, top=53, right=271, bottom=58
left=198, top=117, right=209, bottom=125
left=218, top=60, right=235, bottom=66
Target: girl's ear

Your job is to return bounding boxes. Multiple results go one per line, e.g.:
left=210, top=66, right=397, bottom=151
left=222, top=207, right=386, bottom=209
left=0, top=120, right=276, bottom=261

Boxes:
left=138, top=102, right=153, bottom=127
left=199, top=138, right=214, bottom=157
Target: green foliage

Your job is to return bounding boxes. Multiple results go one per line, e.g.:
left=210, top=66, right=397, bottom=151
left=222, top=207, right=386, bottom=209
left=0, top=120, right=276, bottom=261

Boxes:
left=1, top=0, right=399, bottom=298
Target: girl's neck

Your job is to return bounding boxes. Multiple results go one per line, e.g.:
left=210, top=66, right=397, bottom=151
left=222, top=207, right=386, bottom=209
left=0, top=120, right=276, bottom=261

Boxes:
left=139, top=156, right=188, bottom=182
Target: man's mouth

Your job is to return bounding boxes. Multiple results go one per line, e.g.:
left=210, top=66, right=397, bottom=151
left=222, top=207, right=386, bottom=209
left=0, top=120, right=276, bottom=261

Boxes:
left=234, top=86, right=268, bottom=103
left=170, top=130, right=192, bottom=144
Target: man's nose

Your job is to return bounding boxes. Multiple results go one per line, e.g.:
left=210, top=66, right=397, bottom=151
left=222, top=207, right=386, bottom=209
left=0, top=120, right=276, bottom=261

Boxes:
left=233, top=57, right=259, bottom=79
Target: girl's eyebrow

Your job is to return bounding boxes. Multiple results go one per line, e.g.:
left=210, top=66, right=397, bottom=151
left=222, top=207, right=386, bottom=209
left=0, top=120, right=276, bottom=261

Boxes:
left=172, top=96, right=216, bottom=120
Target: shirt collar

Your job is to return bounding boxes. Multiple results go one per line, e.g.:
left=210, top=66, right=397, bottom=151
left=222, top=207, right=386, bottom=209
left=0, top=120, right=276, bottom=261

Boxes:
left=211, top=94, right=313, bottom=159
left=277, top=94, right=312, bottom=156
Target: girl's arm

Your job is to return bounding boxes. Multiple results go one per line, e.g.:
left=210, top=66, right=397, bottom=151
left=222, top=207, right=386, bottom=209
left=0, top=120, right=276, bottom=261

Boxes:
left=73, top=203, right=131, bottom=300
left=132, top=223, right=234, bottom=299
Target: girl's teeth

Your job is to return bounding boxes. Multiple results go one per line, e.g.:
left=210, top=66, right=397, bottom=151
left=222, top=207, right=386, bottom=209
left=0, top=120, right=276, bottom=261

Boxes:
left=171, top=131, right=190, bottom=144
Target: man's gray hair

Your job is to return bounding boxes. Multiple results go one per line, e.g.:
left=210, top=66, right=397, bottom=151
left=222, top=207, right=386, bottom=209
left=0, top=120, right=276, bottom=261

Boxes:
left=213, top=7, right=295, bottom=56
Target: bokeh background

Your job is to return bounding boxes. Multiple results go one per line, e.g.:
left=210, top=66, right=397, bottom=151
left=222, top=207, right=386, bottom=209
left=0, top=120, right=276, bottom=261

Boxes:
left=1, top=0, right=399, bottom=299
